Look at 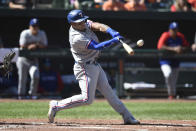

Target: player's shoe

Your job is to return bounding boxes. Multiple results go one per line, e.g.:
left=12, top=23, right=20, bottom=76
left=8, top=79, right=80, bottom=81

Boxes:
left=48, top=100, right=58, bottom=123
left=123, top=115, right=140, bottom=125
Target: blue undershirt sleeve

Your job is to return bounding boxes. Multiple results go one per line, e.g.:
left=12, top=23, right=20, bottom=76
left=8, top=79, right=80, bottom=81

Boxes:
left=87, top=39, right=117, bottom=50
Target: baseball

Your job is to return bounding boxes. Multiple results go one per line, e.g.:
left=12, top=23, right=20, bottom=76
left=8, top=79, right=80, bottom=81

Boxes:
left=137, top=39, right=144, bottom=47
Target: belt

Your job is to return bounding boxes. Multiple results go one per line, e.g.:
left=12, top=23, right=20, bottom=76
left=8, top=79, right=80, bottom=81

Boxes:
left=75, top=60, right=97, bottom=65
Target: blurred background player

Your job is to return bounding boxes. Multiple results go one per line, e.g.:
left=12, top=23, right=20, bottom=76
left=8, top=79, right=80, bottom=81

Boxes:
left=157, top=22, right=189, bottom=99
left=170, top=0, right=190, bottom=12
left=72, top=0, right=95, bottom=10
left=102, top=0, right=125, bottom=11
left=38, top=59, right=64, bottom=96
left=187, top=0, right=196, bottom=11
left=146, top=0, right=172, bottom=11
left=9, top=0, right=33, bottom=9
left=124, top=0, right=147, bottom=11
left=16, top=18, right=48, bottom=99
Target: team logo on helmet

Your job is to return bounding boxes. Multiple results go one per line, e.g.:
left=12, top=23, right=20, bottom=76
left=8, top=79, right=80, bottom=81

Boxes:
left=79, top=12, right=83, bottom=17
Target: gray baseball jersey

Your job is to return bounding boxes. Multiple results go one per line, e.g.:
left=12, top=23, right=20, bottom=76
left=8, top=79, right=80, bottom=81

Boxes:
left=69, top=20, right=100, bottom=63
left=20, top=29, right=48, bottom=47
left=55, top=20, right=136, bottom=122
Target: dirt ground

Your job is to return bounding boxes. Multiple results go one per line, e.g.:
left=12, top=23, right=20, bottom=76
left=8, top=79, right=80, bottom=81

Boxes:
left=0, top=99, right=196, bottom=131
left=1, top=118, right=196, bottom=131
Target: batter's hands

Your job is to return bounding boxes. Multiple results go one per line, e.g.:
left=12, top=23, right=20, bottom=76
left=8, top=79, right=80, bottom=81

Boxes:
left=106, top=28, right=120, bottom=38
left=113, top=36, right=124, bottom=43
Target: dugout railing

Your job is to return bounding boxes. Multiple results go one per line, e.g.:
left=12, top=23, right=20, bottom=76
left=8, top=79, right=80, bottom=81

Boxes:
left=18, top=48, right=196, bottom=98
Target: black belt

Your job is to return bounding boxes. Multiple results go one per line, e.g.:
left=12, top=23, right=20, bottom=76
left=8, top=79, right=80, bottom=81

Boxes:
left=75, top=60, right=97, bottom=65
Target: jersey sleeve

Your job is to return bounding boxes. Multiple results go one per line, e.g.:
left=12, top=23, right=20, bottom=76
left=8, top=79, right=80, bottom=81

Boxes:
left=157, top=32, right=169, bottom=50
left=19, top=30, right=28, bottom=46
left=40, top=31, right=48, bottom=46
left=178, top=32, right=189, bottom=47
left=72, top=36, right=91, bottom=50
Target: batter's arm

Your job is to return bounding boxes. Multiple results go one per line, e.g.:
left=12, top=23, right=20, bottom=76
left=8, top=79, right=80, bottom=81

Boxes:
left=90, top=21, right=120, bottom=38
left=87, top=36, right=123, bottom=50
left=90, top=22, right=110, bottom=33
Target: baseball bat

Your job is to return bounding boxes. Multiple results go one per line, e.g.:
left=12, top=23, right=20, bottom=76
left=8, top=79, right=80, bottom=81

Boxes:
left=118, top=38, right=134, bottom=55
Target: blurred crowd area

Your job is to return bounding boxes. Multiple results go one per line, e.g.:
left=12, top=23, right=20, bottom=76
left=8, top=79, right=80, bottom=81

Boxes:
left=0, top=0, right=196, bottom=12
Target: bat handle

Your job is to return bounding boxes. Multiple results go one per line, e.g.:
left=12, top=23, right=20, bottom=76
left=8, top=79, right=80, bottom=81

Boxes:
left=117, top=37, right=134, bottom=55
left=117, top=37, right=125, bottom=45
left=117, top=37, right=122, bottom=42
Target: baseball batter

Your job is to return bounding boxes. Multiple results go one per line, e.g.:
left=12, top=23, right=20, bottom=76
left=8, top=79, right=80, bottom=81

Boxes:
left=48, top=10, right=140, bottom=125
left=17, top=18, right=48, bottom=99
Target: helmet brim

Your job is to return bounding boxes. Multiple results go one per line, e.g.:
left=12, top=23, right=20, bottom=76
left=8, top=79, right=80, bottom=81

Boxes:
left=71, top=16, right=89, bottom=23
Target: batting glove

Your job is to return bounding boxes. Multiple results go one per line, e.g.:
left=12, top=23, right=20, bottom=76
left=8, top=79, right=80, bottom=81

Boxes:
left=113, top=36, right=124, bottom=43
left=106, top=28, right=120, bottom=38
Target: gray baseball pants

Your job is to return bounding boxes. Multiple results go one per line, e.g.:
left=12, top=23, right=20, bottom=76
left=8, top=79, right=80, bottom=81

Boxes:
left=16, top=57, right=39, bottom=96
left=56, top=62, right=134, bottom=118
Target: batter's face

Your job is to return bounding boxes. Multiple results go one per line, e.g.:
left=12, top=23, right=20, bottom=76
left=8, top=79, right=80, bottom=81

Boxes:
left=71, top=21, right=86, bottom=31
left=29, top=25, right=39, bottom=35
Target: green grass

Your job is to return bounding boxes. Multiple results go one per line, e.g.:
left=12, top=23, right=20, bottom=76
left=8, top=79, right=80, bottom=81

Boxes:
left=0, top=100, right=196, bottom=120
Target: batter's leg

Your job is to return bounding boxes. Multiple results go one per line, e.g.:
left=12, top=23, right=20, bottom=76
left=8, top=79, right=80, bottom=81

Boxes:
left=28, top=65, right=40, bottom=96
left=96, top=65, right=139, bottom=124
left=16, top=57, right=29, bottom=97
left=56, top=64, right=100, bottom=110
left=48, top=64, right=100, bottom=123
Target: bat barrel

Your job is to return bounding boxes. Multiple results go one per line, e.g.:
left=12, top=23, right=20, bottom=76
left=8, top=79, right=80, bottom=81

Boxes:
left=118, top=39, right=134, bottom=56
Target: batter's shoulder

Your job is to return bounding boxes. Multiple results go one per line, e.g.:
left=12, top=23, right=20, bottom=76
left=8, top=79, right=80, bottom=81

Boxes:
left=69, top=27, right=81, bottom=36
left=72, top=34, right=83, bottom=43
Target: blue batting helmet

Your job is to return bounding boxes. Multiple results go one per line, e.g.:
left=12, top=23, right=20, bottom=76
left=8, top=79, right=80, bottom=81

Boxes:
left=67, top=10, right=89, bottom=23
